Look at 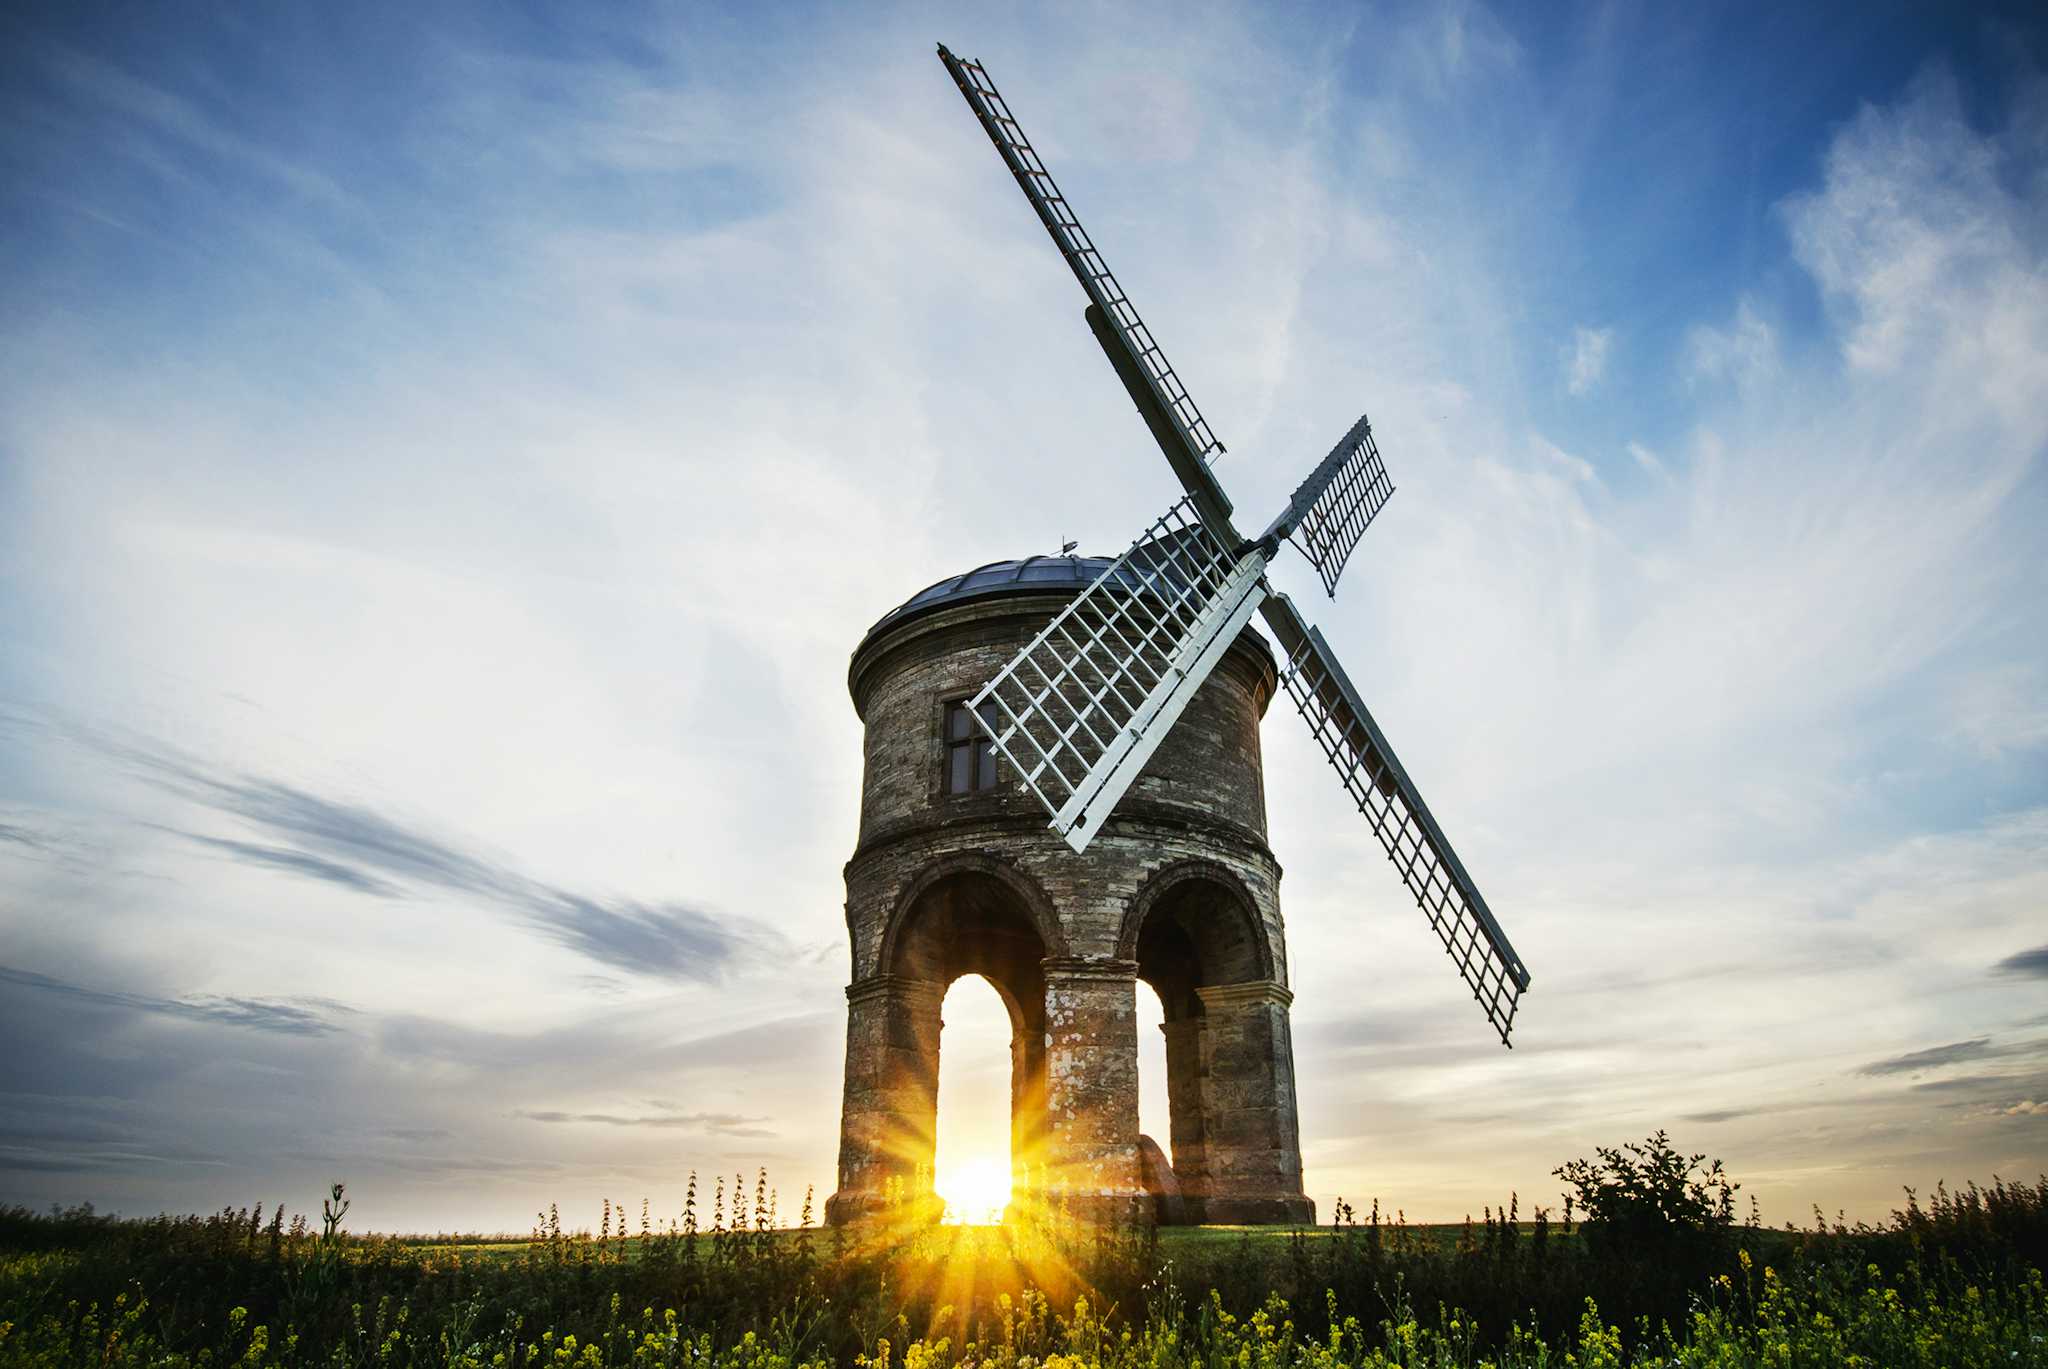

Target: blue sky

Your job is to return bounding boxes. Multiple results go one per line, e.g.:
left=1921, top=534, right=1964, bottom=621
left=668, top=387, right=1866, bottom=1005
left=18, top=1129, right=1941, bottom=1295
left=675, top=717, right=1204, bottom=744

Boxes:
left=2, top=0, right=2045, bottom=1232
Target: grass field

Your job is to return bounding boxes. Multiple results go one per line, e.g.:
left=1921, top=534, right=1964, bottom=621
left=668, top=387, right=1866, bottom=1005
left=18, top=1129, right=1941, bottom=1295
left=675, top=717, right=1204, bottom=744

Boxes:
left=404, top=1223, right=1479, bottom=1261
left=2, top=1172, right=2045, bottom=1366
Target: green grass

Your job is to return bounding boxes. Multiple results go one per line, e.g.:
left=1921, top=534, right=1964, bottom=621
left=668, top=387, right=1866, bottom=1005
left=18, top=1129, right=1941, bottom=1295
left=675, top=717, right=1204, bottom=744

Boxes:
left=1, top=1176, right=2044, bottom=1365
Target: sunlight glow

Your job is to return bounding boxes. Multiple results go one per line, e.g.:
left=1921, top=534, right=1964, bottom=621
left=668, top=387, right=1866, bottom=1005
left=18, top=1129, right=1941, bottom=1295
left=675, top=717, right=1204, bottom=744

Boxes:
left=935, top=976, right=1015, bottom=1225
left=1136, top=980, right=1168, bottom=1149
left=936, top=1155, right=1011, bottom=1225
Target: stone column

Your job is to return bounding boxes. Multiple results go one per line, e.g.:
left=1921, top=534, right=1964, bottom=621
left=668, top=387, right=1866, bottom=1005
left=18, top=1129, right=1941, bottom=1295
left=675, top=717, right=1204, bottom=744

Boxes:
left=1007, top=993, right=1049, bottom=1209
left=826, top=974, right=946, bottom=1224
left=1041, top=957, right=1148, bottom=1224
left=1194, top=981, right=1314, bottom=1224
left=1159, top=1016, right=1212, bottom=1215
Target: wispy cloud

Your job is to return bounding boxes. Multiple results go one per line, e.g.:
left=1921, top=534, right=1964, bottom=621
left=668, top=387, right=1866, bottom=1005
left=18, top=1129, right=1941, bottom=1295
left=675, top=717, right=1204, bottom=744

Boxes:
left=43, top=45, right=353, bottom=209
left=1682, top=1108, right=1762, bottom=1124
left=1683, top=297, right=1776, bottom=386
left=74, top=724, right=781, bottom=984
left=517, top=1109, right=775, bottom=1138
left=1858, top=1039, right=1996, bottom=1077
left=176, top=832, right=402, bottom=898
left=1564, top=325, right=1611, bottom=396
left=0, top=964, right=351, bottom=1037
left=1994, top=945, right=2048, bottom=979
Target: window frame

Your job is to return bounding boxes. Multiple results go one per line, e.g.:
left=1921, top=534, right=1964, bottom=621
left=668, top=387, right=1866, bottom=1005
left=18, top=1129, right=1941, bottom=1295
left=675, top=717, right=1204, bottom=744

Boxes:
left=941, top=697, right=1001, bottom=795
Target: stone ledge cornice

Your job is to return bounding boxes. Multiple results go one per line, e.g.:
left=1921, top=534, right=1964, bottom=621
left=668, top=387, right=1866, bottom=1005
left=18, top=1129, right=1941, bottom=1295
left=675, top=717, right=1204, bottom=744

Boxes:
left=1040, top=956, right=1140, bottom=981
left=846, top=807, right=1279, bottom=881
left=1196, top=980, right=1295, bottom=1010
left=844, top=973, right=948, bottom=1006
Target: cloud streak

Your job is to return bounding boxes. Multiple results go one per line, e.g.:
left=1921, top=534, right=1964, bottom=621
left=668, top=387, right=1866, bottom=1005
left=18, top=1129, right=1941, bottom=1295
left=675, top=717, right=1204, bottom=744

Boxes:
left=517, top=1109, right=775, bottom=1138
left=177, top=831, right=403, bottom=898
left=1858, top=1039, right=1997, bottom=1077
left=76, top=724, right=781, bottom=984
left=1995, top=945, right=2048, bottom=979
left=0, top=964, right=351, bottom=1037
left=1564, top=325, right=1610, bottom=396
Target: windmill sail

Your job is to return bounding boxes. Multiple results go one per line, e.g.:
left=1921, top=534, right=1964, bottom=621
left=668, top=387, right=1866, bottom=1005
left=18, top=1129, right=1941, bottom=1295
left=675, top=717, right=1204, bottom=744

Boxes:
left=969, top=499, right=1268, bottom=853
left=937, top=44, right=1238, bottom=540
left=1259, top=414, right=1396, bottom=597
left=939, top=42, right=1532, bottom=1045
left=1259, top=593, right=1532, bottom=1044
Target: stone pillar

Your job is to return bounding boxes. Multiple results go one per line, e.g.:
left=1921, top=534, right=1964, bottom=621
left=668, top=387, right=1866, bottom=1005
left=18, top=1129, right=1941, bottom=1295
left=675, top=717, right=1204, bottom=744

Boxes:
left=1160, top=1017, right=1212, bottom=1214
left=1194, top=981, right=1314, bottom=1224
left=826, top=974, right=946, bottom=1224
left=1007, top=994, right=1049, bottom=1207
left=1041, top=957, right=1148, bottom=1223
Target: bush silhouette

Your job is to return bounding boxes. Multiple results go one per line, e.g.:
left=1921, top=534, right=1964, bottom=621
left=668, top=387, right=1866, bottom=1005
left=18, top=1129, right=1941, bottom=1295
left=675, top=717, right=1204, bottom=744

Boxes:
left=1553, top=1127, right=1736, bottom=1257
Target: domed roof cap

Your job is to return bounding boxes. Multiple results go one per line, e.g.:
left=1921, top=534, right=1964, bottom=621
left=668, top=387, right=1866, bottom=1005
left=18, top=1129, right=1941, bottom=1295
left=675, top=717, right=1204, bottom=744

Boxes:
left=862, top=555, right=1113, bottom=649
left=853, top=552, right=1277, bottom=705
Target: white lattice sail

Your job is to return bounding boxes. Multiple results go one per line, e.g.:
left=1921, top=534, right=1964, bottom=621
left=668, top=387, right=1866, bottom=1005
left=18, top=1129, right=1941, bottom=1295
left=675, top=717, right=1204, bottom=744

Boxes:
left=1263, top=414, right=1395, bottom=597
left=1260, top=594, right=1531, bottom=1044
left=968, top=499, right=1268, bottom=853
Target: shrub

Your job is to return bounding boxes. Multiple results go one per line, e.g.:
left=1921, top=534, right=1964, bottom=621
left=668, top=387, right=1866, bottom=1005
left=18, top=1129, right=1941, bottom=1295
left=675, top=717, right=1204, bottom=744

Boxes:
left=1552, top=1128, right=1736, bottom=1257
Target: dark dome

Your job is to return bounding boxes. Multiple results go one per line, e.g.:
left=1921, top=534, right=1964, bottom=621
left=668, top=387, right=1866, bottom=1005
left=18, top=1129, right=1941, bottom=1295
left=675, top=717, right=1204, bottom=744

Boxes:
left=862, top=555, right=1113, bottom=650
left=852, top=552, right=1278, bottom=706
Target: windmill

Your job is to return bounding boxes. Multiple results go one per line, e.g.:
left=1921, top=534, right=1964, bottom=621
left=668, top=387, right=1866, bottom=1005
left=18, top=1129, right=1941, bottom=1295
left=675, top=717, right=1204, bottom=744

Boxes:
left=937, top=45, right=1531, bottom=1046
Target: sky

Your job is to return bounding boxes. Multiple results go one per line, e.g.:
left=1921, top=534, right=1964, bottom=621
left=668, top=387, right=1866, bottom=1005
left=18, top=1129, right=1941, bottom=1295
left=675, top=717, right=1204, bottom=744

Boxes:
left=1, top=0, right=2045, bottom=1234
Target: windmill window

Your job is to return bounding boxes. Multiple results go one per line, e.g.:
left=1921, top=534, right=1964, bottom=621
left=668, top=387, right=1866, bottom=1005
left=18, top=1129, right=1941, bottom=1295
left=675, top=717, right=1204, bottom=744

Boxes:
left=943, top=700, right=1000, bottom=794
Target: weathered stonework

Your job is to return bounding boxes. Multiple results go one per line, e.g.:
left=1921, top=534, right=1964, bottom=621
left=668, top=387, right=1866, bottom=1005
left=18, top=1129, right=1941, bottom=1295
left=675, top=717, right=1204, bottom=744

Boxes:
left=827, top=567, right=1313, bottom=1226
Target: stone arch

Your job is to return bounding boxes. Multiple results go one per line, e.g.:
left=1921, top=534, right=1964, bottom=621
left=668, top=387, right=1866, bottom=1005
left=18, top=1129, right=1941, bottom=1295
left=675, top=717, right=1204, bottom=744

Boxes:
left=1117, top=858, right=1295, bottom=1224
left=865, top=852, right=1063, bottom=1217
left=879, top=850, right=1067, bottom=979
left=1118, top=858, right=1274, bottom=1013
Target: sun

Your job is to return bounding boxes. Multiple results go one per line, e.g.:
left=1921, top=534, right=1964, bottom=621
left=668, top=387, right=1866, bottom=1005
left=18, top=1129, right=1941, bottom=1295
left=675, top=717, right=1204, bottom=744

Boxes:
left=935, top=1155, right=1011, bottom=1225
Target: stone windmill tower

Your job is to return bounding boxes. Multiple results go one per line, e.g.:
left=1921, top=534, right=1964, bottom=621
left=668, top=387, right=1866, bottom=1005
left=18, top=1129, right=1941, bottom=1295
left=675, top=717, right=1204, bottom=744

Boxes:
left=825, top=48, right=1533, bottom=1226
left=826, top=556, right=1310, bottom=1226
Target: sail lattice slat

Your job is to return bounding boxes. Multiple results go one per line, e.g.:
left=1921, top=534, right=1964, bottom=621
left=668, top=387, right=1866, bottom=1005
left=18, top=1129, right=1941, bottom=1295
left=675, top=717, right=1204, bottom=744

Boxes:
left=939, top=47, right=1223, bottom=471
left=1263, top=596, right=1531, bottom=1044
left=969, top=500, right=1265, bottom=850
left=1276, top=414, right=1395, bottom=597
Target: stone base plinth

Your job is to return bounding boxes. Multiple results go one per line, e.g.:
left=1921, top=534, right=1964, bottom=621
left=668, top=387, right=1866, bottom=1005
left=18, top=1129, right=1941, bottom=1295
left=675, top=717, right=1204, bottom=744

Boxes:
left=1027, top=1192, right=1155, bottom=1227
left=1195, top=1195, right=1316, bottom=1225
left=824, top=1190, right=945, bottom=1227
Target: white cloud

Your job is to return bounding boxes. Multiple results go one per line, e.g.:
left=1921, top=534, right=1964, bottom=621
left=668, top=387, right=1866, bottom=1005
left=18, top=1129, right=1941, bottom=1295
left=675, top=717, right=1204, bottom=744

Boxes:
left=1944, top=664, right=2048, bottom=760
left=1786, top=68, right=2048, bottom=423
left=1564, top=324, right=1611, bottom=395
left=1684, top=298, right=1777, bottom=387
left=1531, top=434, right=1597, bottom=483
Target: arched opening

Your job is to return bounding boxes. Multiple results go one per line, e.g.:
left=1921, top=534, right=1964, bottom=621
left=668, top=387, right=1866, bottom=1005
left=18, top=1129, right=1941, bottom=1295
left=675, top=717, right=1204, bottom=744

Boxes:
left=1129, top=869, right=1271, bottom=1223
left=885, top=868, right=1053, bottom=1219
left=934, top=975, right=1014, bottom=1223
left=1134, top=875, right=1265, bottom=1010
